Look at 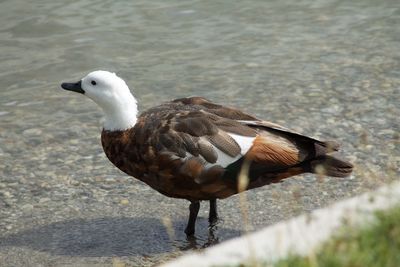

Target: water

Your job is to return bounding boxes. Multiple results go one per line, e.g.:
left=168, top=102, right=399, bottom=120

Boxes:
left=0, top=0, right=399, bottom=266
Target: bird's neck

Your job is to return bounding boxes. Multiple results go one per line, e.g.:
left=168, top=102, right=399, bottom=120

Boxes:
left=102, top=93, right=138, bottom=131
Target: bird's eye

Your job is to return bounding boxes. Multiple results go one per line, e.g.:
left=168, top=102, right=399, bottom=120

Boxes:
left=91, top=80, right=97, bottom=85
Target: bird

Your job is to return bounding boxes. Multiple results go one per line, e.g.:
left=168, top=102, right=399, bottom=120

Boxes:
left=61, top=70, right=353, bottom=236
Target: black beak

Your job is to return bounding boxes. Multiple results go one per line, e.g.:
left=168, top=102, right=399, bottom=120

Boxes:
left=61, top=80, right=85, bottom=94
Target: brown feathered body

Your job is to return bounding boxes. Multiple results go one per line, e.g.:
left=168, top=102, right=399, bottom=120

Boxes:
left=101, top=97, right=353, bottom=202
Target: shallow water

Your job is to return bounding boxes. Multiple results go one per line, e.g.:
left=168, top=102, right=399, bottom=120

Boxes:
left=0, top=0, right=399, bottom=266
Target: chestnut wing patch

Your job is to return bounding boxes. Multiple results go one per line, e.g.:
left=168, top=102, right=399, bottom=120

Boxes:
left=244, top=120, right=340, bottom=153
left=246, top=135, right=300, bottom=168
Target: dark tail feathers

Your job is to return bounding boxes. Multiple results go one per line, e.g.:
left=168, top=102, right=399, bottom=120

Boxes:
left=308, top=155, right=353, bottom=178
left=314, top=140, right=340, bottom=157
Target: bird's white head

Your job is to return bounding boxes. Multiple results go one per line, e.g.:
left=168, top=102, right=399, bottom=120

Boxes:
left=61, top=70, right=138, bottom=131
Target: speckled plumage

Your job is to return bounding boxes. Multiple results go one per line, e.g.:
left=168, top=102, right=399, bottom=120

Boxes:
left=101, top=96, right=352, bottom=202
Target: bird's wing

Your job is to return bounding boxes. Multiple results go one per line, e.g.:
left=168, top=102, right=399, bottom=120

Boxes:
left=241, top=120, right=340, bottom=152
left=150, top=97, right=316, bottom=172
left=154, top=107, right=257, bottom=166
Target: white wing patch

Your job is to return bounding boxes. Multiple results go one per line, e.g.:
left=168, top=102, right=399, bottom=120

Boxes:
left=205, top=133, right=256, bottom=168
left=228, top=133, right=255, bottom=155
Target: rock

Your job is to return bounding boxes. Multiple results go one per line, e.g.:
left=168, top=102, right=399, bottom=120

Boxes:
left=21, top=204, right=34, bottom=211
left=22, top=128, right=43, bottom=136
left=39, top=197, right=51, bottom=203
left=3, top=191, right=12, bottom=198
left=120, top=199, right=129, bottom=205
left=70, top=180, right=81, bottom=186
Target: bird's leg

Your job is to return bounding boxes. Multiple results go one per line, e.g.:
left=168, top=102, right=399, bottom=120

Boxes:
left=209, top=199, right=218, bottom=226
left=184, top=201, right=200, bottom=236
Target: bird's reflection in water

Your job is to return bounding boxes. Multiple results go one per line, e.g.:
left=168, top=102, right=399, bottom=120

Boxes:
left=179, top=223, right=221, bottom=251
